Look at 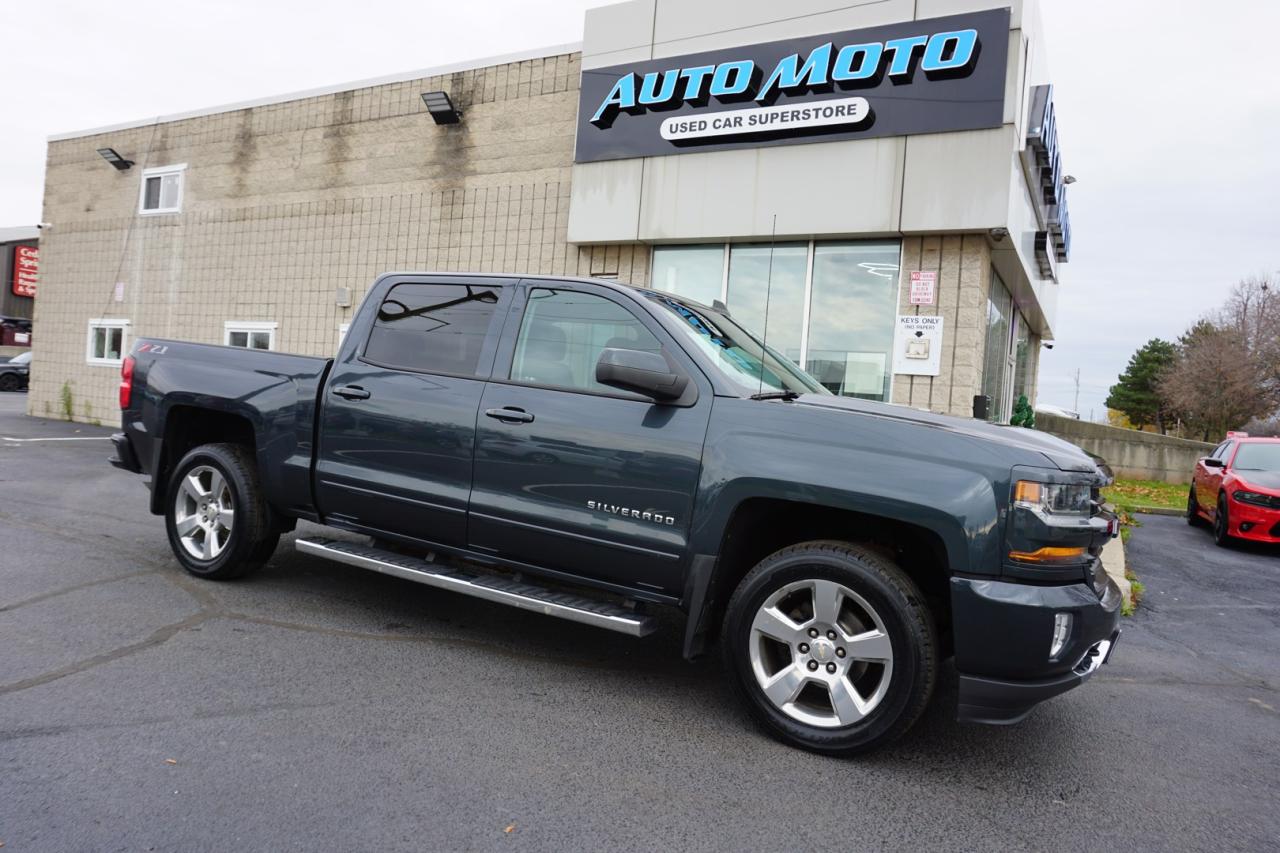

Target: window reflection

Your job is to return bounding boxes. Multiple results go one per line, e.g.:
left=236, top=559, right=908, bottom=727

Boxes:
left=804, top=242, right=900, bottom=401
left=652, top=245, right=724, bottom=306
left=726, top=244, right=807, bottom=363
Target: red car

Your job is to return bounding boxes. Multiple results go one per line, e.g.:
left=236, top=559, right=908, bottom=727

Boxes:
left=1188, top=435, right=1280, bottom=546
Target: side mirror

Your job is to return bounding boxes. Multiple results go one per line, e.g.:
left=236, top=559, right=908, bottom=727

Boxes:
left=1203, top=457, right=1225, bottom=469
left=595, top=347, right=688, bottom=401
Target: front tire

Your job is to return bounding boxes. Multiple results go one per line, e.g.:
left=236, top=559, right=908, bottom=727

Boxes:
left=0, top=373, right=19, bottom=392
left=165, top=443, right=278, bottom=579
left=721, top=541, right=937, bottom=756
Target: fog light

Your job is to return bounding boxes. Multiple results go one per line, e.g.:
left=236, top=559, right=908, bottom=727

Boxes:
left=1050, top=613, right=1073, bottom=660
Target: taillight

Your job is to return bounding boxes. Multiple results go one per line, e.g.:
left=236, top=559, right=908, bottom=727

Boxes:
left=119, top=355, right=135, bottom=409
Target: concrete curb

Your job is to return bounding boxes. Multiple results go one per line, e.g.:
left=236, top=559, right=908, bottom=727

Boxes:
left=1101, top=535, right=1132, bottom=610
left=1132, top=506, right=1183, bottom=517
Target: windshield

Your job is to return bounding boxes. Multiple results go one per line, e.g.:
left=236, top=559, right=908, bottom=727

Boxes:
left=10, top=351, right=31, bottom=365
left=1233, top=443, right=1280, bottom=472
left=645, top=293, right=827, bottom=397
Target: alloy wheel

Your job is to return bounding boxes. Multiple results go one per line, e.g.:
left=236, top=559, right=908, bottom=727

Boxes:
left=748, top=578, right=894, bottom=728
left=173, top=465, right=235, bottom=560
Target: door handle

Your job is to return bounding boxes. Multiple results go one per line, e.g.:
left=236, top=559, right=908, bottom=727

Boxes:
left=333, top=385, right=371, bottom=400
left=485, top=407, right=534, bottom=424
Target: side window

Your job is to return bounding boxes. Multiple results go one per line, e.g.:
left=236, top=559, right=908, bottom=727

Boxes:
left=511, top=288, right=662, bottom=393
left=1216, top=441, right=1235, bottom=463
left=364, top=282, right=500, bottom=376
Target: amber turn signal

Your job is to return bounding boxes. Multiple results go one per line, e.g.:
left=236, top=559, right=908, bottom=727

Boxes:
left=1008, top=545, right=1088, bottom=564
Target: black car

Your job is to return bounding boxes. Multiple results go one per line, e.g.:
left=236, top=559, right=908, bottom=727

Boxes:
left=110, top=272, right=1122, bottom=755
left=0, top=350, right=30, bottom=391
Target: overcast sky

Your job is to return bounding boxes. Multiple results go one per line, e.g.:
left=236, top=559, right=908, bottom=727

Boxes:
left=2, top=1, right=1277, bottom=420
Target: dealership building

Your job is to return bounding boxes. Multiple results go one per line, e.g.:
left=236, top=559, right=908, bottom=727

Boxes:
left=31, top=0, right=1069, bottom=425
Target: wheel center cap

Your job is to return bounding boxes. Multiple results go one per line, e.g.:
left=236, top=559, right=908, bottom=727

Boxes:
left=811, top=638, right=835, bottom=662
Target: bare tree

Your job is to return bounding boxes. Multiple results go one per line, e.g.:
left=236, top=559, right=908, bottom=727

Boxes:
left=1160, top=320, right=1277, bottom=440
left=1219, top=274, right=1280, bottom=392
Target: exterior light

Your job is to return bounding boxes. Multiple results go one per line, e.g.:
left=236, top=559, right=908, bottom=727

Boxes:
left=1050, top=613, right=1072, bottom=659
left=421, top=91, right=461, bottom=124
left=97, top=147, right=134, bottom=170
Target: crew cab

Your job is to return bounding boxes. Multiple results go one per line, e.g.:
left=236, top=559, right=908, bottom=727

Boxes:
left=110, top=272, right=1121, bottom=755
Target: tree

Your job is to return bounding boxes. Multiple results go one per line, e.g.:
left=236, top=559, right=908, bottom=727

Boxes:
left=1010, top=394, right=1035, bottom=428
left=1159, top=321, right=1277, bottom=441
left=1105, top=339, right=1176, bottom=433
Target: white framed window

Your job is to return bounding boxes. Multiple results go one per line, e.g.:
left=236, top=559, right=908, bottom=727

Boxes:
left=224, top=321, right=277, bottom=350
left=138, top=163, right=187, bottom=214
left=86, top=319, right=130, bottom=365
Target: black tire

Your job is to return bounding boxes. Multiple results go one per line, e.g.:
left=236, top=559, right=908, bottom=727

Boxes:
left=1186, top=486, right=1204, bottom=527
left=721, top=540, right=937, bottom=756
left=1213, top=494, right=1233, bottom=548
left=164, top=443, right=278, bottom=580
left=0, top=373, right=19, bottom=392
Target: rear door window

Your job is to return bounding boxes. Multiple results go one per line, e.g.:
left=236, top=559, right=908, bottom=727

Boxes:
left=363, top=282, right=502, bottom=376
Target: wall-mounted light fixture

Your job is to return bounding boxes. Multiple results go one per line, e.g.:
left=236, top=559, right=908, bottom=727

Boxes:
left=96, top=148, right=134, bottom=170
left=420, top=91, right=461, bottom=125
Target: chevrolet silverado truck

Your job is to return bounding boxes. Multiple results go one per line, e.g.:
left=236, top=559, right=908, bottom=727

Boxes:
left=110, top=272, right=1121, bottom=755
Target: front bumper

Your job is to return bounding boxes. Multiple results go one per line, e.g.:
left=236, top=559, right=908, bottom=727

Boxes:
left=1226, top=497, right=1280, bottom=543
left=952, top=568, right=1122, bottom=725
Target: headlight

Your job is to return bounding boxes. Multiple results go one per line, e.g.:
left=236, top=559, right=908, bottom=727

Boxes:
left=1013, top=480, right=1092, bottom=518
left=1233, top=490, right=1276, bottom=508
left=1008, top=480, right=1093, bottom=566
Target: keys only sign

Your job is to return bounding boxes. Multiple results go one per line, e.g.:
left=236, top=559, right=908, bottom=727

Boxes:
left=892, top=315, right=944, bottom=377
left=574, top=9, right=1008, bottom=163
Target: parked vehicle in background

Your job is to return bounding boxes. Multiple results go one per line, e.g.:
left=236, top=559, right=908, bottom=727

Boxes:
left=109, top=272, right=1122, bottom=755
left=1188, top=435, right=1280, bottom=546
left=1035, top=404, right=1080, bottom=420
left=0, top=350, right=31, bottom=391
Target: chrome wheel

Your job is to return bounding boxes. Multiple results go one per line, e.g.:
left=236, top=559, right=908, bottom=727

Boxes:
left=748, top=578, right=894, bottom=728
left=173, top=465, right=235, bottom=560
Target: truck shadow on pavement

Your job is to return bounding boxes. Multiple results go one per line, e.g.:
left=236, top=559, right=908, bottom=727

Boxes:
left=182, top=526, right=1106, bottom=769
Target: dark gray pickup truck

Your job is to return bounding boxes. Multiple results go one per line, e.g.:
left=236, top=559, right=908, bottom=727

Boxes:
left=111, top=272, right=1121, bottom=754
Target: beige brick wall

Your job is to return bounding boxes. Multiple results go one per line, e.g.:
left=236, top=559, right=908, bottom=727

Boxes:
left=890, top=235, right=993, bottom=418
left=31, top=51, right=652, bottom=424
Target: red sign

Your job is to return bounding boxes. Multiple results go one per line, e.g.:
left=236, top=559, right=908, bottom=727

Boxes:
left=12, top=244, right=37, bottom=298
left=908, top=270, right=936, bottom=306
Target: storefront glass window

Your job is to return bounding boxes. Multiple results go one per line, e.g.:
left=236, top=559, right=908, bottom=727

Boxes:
left=1011, top=317, right=1031, bottom=405
left=804, top=241, right=901, bottom=401
left=725, top=243, right=808, bottom=363
left=651, top=245, right=724, bottom=307
left=981, top=269, right=1014, bottom=421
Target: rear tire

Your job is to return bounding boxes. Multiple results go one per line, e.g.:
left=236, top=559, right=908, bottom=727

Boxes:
left=0, top=373, right=19, bottom=392
left=1213, top=494, right=1234, bottom=548
left=721, top=541, right=937, bottom=756
left=1186, top=486, right=1204, bottom=527
left=164, top=443, right=278, bottom=580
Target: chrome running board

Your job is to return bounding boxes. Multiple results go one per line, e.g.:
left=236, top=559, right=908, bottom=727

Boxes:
left=295, top=538, right=657, bottom=637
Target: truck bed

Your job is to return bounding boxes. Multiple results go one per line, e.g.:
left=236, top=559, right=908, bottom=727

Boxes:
left=124, top=338, right=333, bottom=517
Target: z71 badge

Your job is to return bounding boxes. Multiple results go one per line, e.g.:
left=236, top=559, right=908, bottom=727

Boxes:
left=587, top=501, right=675, bottom=526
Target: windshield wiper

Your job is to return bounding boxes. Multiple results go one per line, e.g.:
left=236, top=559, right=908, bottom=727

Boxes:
left=749, top=390, right=800, bottom=401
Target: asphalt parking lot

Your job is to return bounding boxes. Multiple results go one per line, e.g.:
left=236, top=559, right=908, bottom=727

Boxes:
left=1, top=391, right=1277, bottom=852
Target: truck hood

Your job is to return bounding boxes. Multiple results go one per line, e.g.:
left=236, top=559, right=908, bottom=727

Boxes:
left=791, top=394, right=1100, bottom=474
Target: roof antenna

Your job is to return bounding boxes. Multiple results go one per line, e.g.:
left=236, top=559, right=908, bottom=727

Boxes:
left=757, top=213, right=777, bottom=398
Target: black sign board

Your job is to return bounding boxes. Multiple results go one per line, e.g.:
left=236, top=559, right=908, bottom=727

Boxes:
left=575, top=9, right=1010, bottom=163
